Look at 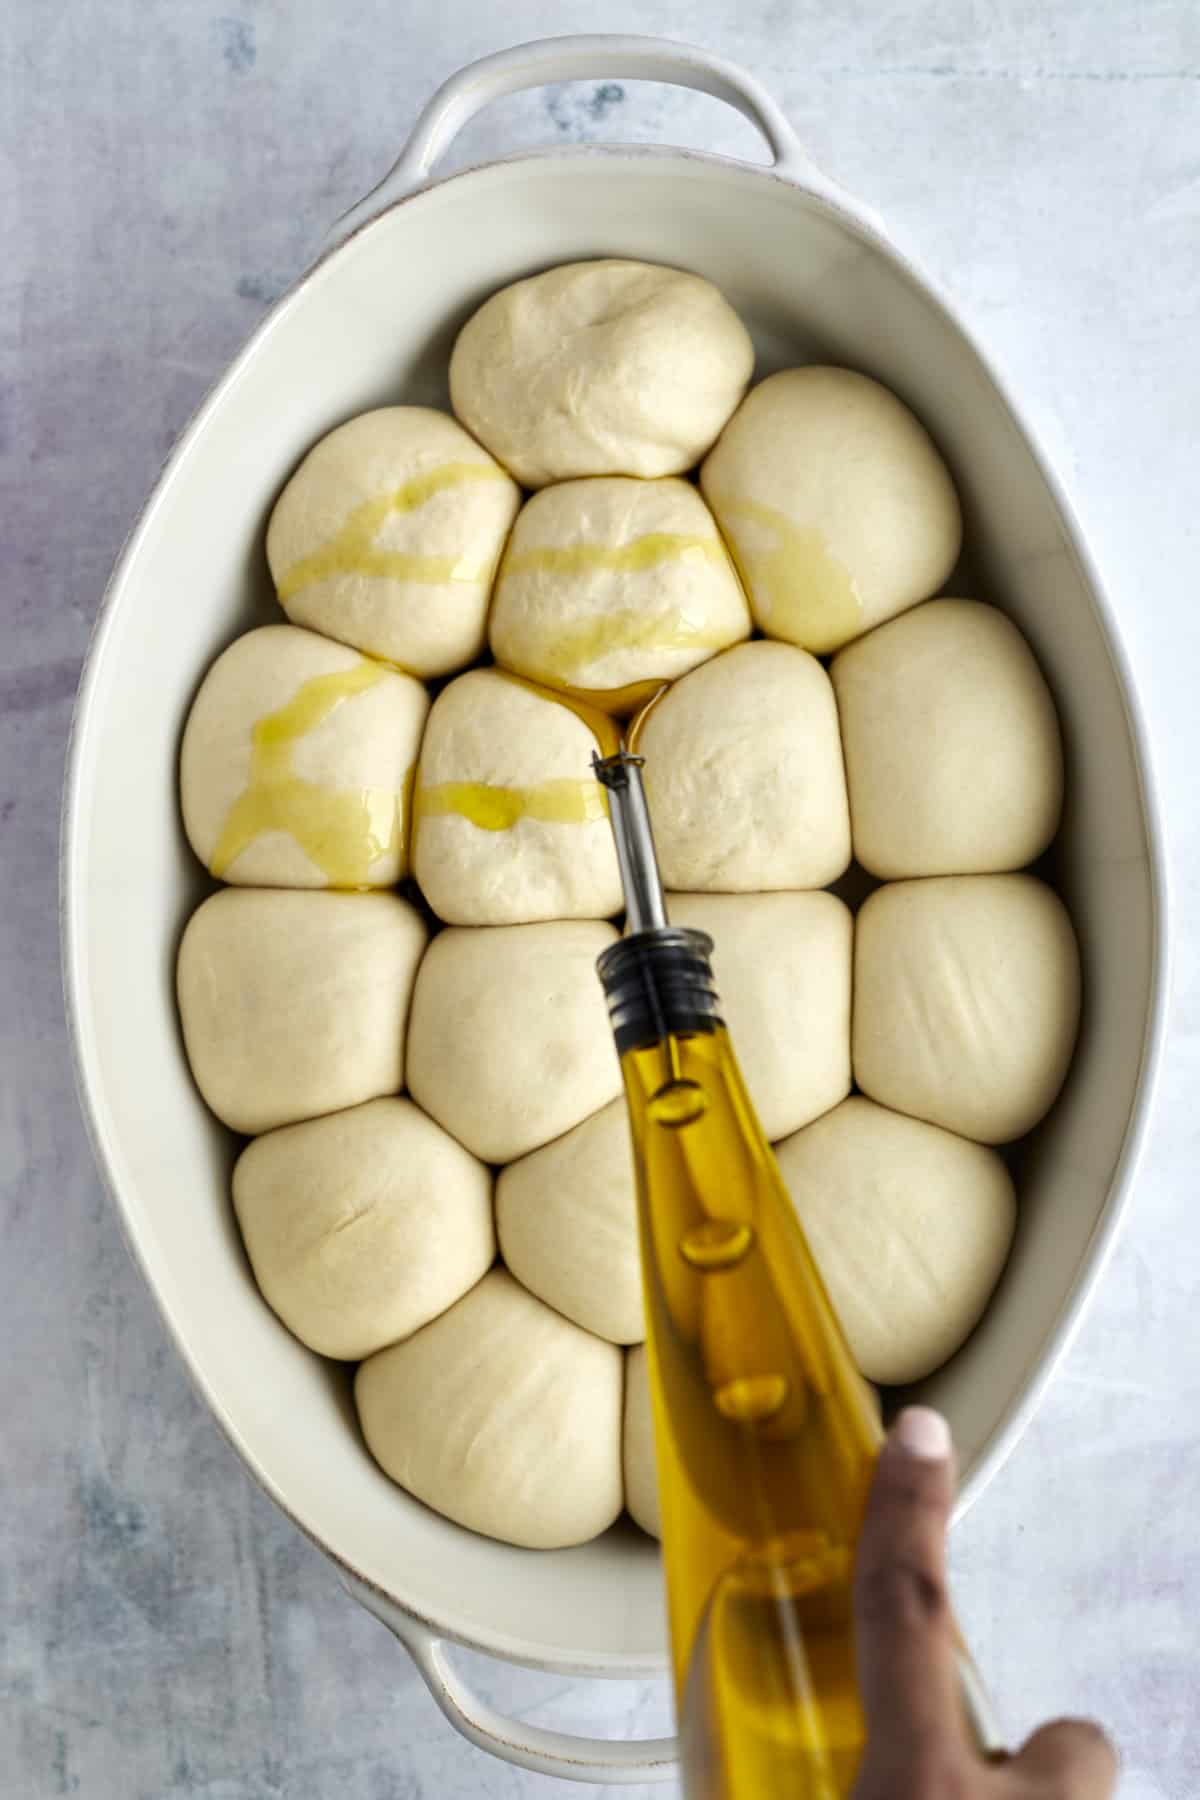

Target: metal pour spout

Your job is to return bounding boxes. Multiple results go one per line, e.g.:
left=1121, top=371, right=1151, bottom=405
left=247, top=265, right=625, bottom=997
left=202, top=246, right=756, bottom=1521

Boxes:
left=591, top=751, right=668, bottom=934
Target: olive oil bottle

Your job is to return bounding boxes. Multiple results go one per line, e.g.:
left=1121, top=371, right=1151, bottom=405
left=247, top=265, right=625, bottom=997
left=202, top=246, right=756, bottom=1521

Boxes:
left=593, top=749, right=991, bottom=1799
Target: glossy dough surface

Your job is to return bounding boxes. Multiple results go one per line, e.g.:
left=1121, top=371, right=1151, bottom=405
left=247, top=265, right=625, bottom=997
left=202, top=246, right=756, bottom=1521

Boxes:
left=267, top=406, right=520, bottom=678
left=355, top=1269, right=624, bottom=1549
left=233, top=1098, right=494, bottom=1361
left=496, top=1099, right=642, bottom=1345
left=489, top=477, right=750, bottom=703
left=405, top=920, right=622, bottom=1162
left=853, top=875, right=1081, bottom=1143
left=776, top=1097, right=1016, bottom=1384
left=832, top=600, right=1063, bottom=878
left=702, top=366, right=962, bottom=653
left=176, top=889, right=426, bottom=1135
left=449, top=259, right=754, bottom=487
left=412, top=668, right=622, bottom=925
left=180, top=624, right=428, bottom=888
left=665, top=891, right=852, bottom=1142
left=638, top=641, right=851, bottom=892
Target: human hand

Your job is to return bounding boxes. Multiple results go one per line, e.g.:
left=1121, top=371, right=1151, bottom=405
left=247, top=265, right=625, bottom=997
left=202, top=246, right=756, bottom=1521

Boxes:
left=852, top=1407, right=1118, bottom=1798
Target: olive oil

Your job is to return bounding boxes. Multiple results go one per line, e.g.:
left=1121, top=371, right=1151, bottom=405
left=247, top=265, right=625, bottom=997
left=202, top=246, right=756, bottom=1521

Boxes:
left=490, top=671, right=623, bottom=757
left=707, top=493, right=863, bottom=652
left=415, top=777, right=608, bottom=831
left=495, top=532, right=740, bottom=704
left=209, top=660, right=408, bottom=885
left=501, top=530, right=727, bottom=583
left=611, top=986, right=880, bottom=1799
left=411, top=672, right=621, bottom=834
left=276, top=461, right=508, bottom=601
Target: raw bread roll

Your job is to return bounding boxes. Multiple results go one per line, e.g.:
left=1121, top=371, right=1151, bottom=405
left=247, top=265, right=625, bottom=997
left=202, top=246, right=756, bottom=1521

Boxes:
left=406, top=920, right=621, bottom=1162
left=180, top=624, right=429, bottom=888
left=177, top=889, right=427, bottom=1135
left=832, top=600, right=1064, bottom=879
left=497, top=1100, right=642, bottom=1345
left=701, top=367, right=962, bottom=654
left=413, top=669, right=622, bottom=925
left=233, top=1098, right=494, bottom=1360
left=489, top=478, right=750, bottom=707
left=356, top=1269, right=624, bottom=1549
left=637, top=642, right=851, bottom=891
left=665, top=891, right=852, bottom=1142
left=449, top=260, right=754, bottom=487
left=623, top=1344, right=661, bottom=1539
left=853, top=875, right=1081, bottom=1144
left=775, top=1097, right=1015, bottom=1384
left=266, top=407, right=520, bottom=678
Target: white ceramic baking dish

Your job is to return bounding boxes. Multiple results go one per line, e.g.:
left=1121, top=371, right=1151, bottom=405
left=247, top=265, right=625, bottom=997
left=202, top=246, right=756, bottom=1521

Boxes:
left=61, top=35, right=1170, bottom=1785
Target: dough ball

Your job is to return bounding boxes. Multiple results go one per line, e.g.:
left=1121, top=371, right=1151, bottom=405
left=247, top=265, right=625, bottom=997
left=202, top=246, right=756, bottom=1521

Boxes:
left=413, top=669, right=622, bottom=925
left=701, top=367, right=962, bottom=654
left=497, top=1100, right=641, bottom=1345
left=406, top=921, right=621, bottom=1162
left=623, top=1344, right=661, bottom=1539
left=232, top=1097, right=494, bottom=1361
left=638, top=642, right=851, bottom=891
left=180, top=624, right=429, bottom=888
left=449, top=260, right=754, bottom=487
left=775, top=1097, right=1015, bottom=1384
left=266, top=406, right=520, bottom=678
left=832, top=601, right=1064, bottom=879
left=355, top=1268, right=623, bottom=1549
left=665, top=892, right=852, bottom=1142
left=177, top=889, right=427, bottom=1135
left=489, top=478, right=750, bottom=707
left=853, top=876, right=1081, bottom=1144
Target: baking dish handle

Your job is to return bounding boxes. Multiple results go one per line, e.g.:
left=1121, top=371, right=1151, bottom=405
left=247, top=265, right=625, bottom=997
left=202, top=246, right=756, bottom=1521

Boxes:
left=328, top=33, right=858, bottom=245
left=350, top=1585, right=679, bottom=1783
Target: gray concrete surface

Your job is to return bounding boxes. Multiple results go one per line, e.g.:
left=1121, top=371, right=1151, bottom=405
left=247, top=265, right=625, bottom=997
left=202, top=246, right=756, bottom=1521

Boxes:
left=3, top=2, right=1198, bottom=1795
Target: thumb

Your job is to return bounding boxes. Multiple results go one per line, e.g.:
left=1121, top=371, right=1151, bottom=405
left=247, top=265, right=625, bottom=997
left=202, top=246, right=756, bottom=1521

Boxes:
left=854, top=1407, right=962, bottom=1752
left=1011, top=1720, right=1119, bottom=1795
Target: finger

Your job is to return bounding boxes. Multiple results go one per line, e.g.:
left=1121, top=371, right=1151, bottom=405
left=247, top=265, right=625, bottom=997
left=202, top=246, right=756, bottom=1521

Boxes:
left=854, top=1407, right=962, bottom=1752
left=1010, top=1719, right=1119, bottom=1795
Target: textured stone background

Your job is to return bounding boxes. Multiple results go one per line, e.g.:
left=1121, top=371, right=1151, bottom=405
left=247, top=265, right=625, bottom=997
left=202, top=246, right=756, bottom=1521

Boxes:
left=3, top=2, right=1198, bottom=1795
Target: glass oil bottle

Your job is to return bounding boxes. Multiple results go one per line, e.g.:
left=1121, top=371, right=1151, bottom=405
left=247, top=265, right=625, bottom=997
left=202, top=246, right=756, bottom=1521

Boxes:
left=593, top=748, right=994, bottom=1799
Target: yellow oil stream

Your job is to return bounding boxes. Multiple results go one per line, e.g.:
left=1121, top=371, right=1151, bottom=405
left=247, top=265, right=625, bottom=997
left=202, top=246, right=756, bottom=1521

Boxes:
left=209, top=661, right=407, bottom=886
left=708, top=496, right=863, bottom=653
left=496, top=532, right=740, bottom=706
left=276, top=462, right=509, bottom=601
left=501, top=532, right=728, bottom=582
left=413, top=671, right=621, bottom=835
left=415, top=779, right=608, bottom=831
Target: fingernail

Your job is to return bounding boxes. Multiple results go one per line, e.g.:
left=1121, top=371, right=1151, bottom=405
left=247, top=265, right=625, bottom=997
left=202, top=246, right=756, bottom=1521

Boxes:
left=893, top=1406, right=953, bottom=1461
